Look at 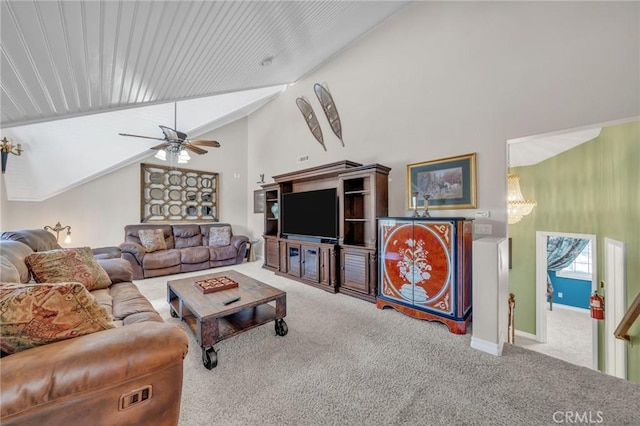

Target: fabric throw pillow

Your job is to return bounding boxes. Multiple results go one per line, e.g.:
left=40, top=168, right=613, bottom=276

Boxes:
left=138, top=229, right=167, bottom=252
left=25, top=247, right=112, bottom=291
left=209, top=226, right=231, bottom=247
left=0, top=282, right=114, bottom=354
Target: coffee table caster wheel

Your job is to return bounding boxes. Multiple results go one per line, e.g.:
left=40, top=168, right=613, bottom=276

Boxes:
left=202, top=347, right=217, bottom=369
left=170, top=308, right=178, bottom=318
left=275, top=319, right=288, bottom=336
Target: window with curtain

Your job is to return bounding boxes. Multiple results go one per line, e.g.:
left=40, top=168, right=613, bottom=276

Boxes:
left=556, top=240, right=592, bottom=280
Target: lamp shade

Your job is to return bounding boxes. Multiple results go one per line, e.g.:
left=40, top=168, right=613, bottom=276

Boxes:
left=154, top=149, right=167, bottom=161
left=507, top=173, right=537, bottom=224
left=179, top=149, right=190, bottom=159
left=177, top=149, right=190, bottom=164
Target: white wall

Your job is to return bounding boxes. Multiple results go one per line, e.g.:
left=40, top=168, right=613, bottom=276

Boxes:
left=1, top=118, right=249, bottom=247
left=2, top=1, right=639, bottom=250
left=246, top=1, right=640, bottom=241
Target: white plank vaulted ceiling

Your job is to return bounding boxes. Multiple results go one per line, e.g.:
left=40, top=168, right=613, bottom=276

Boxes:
left=0, top=0, right=410, bottom=201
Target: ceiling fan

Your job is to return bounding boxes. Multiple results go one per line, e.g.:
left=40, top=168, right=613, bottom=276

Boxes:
left=118, top=102, right=221, bottom=159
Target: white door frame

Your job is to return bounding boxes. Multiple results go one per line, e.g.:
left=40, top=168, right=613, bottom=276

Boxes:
left=604, top=237, right=627, bottom=379
left=535, top=231, right=598, bottom=370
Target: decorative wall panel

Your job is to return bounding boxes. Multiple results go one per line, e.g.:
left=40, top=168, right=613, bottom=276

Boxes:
left=140, top=163, right=219, bottom=223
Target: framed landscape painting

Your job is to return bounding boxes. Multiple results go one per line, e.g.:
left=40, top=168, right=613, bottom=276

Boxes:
left=406, top=153, right=477, bottom=210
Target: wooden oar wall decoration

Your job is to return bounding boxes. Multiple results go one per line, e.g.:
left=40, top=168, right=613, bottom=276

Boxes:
left=314, top=83, right=344, bottom=147
left=296, top=97, right=326, bottom=151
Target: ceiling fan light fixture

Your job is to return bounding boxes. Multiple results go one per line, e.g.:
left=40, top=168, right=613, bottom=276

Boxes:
left=154, top=149, right=167, bottom=161
left=177, top=149, right=190, bottom=164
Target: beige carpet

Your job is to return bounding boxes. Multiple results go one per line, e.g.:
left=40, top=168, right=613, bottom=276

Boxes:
left=135, top=261, right=640, bottom=426
left=516, top=306, right=593, bottom=369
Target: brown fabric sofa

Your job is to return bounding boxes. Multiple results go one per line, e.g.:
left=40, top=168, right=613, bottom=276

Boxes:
left=120, top=223, right=249, bottom=280
left=0, top=231, right=189, bottom=426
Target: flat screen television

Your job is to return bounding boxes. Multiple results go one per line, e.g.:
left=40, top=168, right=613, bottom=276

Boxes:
left=281, top=188, right=338, bottom=240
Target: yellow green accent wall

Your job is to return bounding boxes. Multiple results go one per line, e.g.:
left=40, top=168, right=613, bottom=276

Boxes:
left=508, top=121, right=639, bottom=383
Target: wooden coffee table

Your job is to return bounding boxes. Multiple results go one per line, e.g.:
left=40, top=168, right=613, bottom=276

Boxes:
left=167, top=270, right=287, bottom=369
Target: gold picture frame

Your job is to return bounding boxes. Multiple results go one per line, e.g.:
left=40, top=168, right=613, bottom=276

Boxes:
left=406, top=153, right=477, bottom=210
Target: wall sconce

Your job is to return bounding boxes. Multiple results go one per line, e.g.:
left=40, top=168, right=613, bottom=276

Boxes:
left=1, top=137, right=23, bottom=174
left=44, top=222, right=72, bottom=244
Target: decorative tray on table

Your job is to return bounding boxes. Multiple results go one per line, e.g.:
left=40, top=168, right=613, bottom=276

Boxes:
left=194, top=276, right=239, bottom=294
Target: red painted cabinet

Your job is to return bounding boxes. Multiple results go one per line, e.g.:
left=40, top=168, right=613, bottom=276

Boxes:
left=377, top=217, right=473, bottom=334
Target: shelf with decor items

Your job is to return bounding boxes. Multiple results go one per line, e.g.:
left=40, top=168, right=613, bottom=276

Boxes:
left=338, top=164, right=390, bottom=302
left=262, top=183, right=280, bottom=237
left=261, top=183, right=281, bottom=272
left=377, top=217, right=473, bottom=334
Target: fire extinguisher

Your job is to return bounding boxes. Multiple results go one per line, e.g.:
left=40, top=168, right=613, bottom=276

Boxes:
left=590, top=291, right=605, bottom=320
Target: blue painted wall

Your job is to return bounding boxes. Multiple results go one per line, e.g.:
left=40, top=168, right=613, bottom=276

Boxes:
left=547, top=270, right=590, bottom=309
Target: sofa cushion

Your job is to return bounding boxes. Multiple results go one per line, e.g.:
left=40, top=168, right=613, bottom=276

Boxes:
left=142, top=249, right=181, bottom=270
left=0, top=256, right=20, bottom=283
left=0, top=240, right=33, bottom=283
left=124, top=224, right=175, bottom=249
left=173, top=224, right=203, bottom=248
left=209, top=226, right=231, bottom=247
left=96, top=258, right=133, bottom=284
left=25, top=247, right=112, bottom=291
left=138, top=229, right=167, bottom=252
left=110, top=282, right=163, bottom=322
left=0, top=282, right=114, bottom=354
left=122, top=311, right=164, bottom=325
left=0, top=229, right=61, bottom=252
left=209, top=244, right=237, bottom=261
left=180, top=246, right=210, bottom=264
left=91, top=288, right=114, bottom=319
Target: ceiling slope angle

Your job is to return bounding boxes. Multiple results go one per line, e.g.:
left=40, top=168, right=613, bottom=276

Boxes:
left=0, top=0, right=410, bottom=127
left=1, top=86, right=286, bottom=202
left=508, top=128, right=602, bottom=167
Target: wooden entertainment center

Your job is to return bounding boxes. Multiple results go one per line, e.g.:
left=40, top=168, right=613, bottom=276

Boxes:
left=262, top=160, right=390, bottom=302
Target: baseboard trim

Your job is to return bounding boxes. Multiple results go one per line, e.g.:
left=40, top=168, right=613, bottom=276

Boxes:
left=552, top=304, right=590, bottom=313
left=515, top=329, right=538, bottom=340
left=470, top=337, right=504, bottom=356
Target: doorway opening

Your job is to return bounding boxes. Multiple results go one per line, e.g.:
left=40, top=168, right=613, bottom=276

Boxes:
left=529, top=231, right=598, bottom=369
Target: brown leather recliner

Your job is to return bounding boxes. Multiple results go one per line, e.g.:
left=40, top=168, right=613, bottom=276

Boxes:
left=0, top=232, right=189, bottom=426
left=1, top=228, right=122, bottom=259
left=120, top=223, right=249, bottom=280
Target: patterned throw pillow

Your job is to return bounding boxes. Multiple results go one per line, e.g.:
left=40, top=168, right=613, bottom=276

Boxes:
left=0, top=282, right=114, bottom=354
left=209, top=226, right=231, bottom=247
left=25, top=247, right=112, bottom=291
left=138, top=229, right=167, bottom=252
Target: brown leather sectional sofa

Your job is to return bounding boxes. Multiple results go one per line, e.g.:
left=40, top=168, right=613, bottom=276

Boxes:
left=121, top=223, right=249, bottom=280
left=0, top=230, right=189, bottom=425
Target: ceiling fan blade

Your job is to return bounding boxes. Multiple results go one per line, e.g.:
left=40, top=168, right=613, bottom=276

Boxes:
left=118, top=133, right=166, bottom=141
left=189, top=139, right=221, bottom=148
left=150, top=142, right=170, bottom=150
left=159, top=125, right=179, bottom=141
left=184, top=144, right=208, bottom=155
